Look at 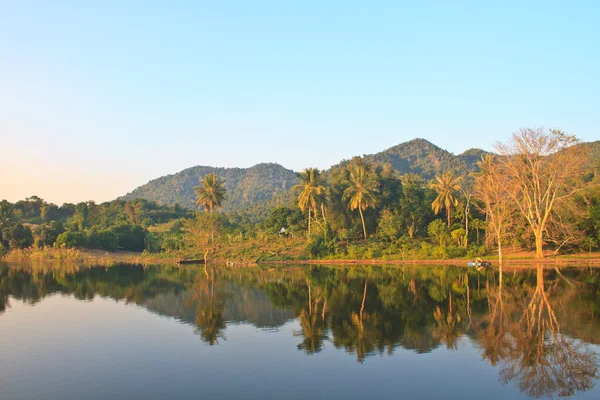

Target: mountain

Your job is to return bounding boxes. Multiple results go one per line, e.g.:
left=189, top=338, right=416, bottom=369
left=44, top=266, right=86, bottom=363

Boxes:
left=120, top=139, right=490, bottom=212
left=121, top=138, right=597, bottom=214
left=363, top=138, right=488, bottom=179
left=121, top=163, right=298, bottom=212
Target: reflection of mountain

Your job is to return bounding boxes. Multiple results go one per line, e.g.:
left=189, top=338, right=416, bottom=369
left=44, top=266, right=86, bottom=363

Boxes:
left=143, top=283, right=293, bottom=329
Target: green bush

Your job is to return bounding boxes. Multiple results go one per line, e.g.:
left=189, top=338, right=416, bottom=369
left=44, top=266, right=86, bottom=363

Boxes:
left=87, top=228, right=119, bottom=251
left=2, top=224, right=34, bottom=249
left=109, top=224, right=148, bottom=251
left=55, top=231, right=87, bottom=248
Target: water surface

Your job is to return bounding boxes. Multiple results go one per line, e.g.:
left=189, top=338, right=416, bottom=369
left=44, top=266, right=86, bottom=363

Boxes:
left=1, top=262, right=599, bottom=399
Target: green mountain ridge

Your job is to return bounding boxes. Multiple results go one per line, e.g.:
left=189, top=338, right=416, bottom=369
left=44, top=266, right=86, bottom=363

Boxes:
left=121, top=162, right=298, bottom=212
left=120, top=138, right=599, bottom=213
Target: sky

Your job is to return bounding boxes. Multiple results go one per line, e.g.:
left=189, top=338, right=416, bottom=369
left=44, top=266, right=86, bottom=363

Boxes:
left=1, top=0, right=599, bottom=204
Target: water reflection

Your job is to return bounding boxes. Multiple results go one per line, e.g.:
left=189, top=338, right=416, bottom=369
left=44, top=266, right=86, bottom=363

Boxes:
left=1, top=262, right=599, bottom=398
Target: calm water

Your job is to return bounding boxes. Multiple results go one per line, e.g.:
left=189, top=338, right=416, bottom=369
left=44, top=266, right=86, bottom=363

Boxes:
left=1, top=262, right=599, bottom=400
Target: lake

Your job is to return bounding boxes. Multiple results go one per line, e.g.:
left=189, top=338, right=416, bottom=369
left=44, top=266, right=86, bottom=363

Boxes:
left=1, top=262, right=599, bottom=400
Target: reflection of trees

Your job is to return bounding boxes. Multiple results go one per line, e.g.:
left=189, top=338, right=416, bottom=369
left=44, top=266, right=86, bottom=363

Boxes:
left=189, top=267, right=226, bottom=345
left=295, top=279, right=328, bottom=354
left=334, top=280, right=381, bottom=363
left=480, top=265, right=599, bottom=398
left=2, top=261, right=600, bottom=386
left=433, top=290, right=462, bottom=350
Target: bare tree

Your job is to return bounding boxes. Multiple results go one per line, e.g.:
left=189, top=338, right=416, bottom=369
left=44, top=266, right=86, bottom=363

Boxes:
left=474, top=154, right=513, bottom=265
left=495, top=128, right=591, bottom=259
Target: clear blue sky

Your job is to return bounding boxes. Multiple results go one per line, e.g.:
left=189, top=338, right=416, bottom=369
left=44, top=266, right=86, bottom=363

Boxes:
left=1, top=0, right=598, bottom=204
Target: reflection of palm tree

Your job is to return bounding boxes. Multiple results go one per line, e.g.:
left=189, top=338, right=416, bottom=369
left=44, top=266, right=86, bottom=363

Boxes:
left=195, top=302, right=226, bottom=345
left=296, top=308, right=328, bottom=353
left=433, top=291, right=462, bottom=349
left=295, top=279, right=328, bottom=354
left=339, top=280, right=381, bottom=363
left=189, top=270, right=227, bottom=345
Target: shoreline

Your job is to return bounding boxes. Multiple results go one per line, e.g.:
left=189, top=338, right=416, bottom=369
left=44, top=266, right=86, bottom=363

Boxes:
left=3, top=248, right=600, bottom=267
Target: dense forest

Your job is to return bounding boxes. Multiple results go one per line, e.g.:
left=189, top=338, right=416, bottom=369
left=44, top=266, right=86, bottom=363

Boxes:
left=1, top=129, right=599, bottom=261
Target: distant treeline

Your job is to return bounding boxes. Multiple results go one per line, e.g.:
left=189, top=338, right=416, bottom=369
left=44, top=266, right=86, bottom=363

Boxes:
left=0, top=197, right=191, bottom=253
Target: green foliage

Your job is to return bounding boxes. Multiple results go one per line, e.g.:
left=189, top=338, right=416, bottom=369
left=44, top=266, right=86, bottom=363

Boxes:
left=2, top=224, right=34, bottom=249
left=428, top=219, right=449, bottom=246
left=377, top=209, right=401, bottom=241
left=87, top=228, right=119, bottom=251
left=194, top=173, right=227, bottom=212
left=55, top=231, right=87, bottom=248
left=110, top=224, right=147, bottom=252
left=33, top=223, right=61, bottom=248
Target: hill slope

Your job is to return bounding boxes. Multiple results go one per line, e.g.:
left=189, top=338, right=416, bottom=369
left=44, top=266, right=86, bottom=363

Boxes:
left=364, top=138, right=488, bottom=179
left=121, top=163, right=298, bottom=212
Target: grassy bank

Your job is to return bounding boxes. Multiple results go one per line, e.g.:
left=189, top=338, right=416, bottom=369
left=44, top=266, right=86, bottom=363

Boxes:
left=3, top=242, right=600, bottom=267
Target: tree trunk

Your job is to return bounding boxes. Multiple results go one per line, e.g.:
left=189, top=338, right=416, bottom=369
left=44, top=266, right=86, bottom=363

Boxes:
left=497, top=239, right=503, bottom=266
left=359, top=207, right=367, bottom=241
left=307, top=208, right=311, bottom=238
left=321, top=203, right=327, bottom=226
left=464, top=198, right=470, bottom=248
left=447, top=205, right=452, bottom=228
left=534, top=231, right=544, bottom=259
left=359, top=280, right=367, bottom=321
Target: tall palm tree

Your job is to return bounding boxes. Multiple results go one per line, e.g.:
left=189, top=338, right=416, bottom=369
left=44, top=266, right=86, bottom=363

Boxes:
left=292, top=168, right=326, bottom=237
left=194, top=173, right=227, bottom=213
left=343, top=165, right=378, bottom=240
left=430, top=172, right=462, bottom=228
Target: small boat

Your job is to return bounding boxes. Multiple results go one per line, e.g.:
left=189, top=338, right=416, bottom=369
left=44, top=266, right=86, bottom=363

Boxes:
left=467, top=260, right=491, bottom=268
left=176, top=259, right=205, bottom=265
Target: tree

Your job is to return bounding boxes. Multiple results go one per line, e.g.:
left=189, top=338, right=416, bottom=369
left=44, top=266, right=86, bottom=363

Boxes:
left=398, top=174, right=430, bottom=238
left=474, top=155, right=512, bottom=264
left=292, top=168, right=326, bottom=237
left=343, top=165, right=378, bottom=240
left=430, top=172, right=462, bottom=228
left=496, top=128, right=592, bottom=258
left=2, top=224, right=33, bottom=249
left=194, top=173, right=227, bottom=213
left=0, top=201, right=12, bottom=229
left=73, top=202, right=89, bottom=231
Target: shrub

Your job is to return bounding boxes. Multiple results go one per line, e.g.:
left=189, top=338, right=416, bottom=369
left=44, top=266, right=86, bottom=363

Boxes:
left=2, top=224, right=34, bottom=249
left=55, top=231, right=87, bottom=248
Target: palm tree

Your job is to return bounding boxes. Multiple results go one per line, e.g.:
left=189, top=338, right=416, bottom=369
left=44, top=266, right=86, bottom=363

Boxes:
left=292, top=168, right=327, bottom=237
left=430, top=172, right=462, bottom=228
left=343, top=165, right=378, bottom=240
left=194, top=173, right=227, bottom=213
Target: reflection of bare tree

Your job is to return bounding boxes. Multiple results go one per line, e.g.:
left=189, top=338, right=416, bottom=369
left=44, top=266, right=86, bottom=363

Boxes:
left=498, top=266, right=598, bottom=398
left=478, top=270, right=511, bottom=366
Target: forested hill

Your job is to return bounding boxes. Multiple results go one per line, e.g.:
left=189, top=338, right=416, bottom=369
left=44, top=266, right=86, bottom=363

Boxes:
left=121, top=163, right=298, bottom=211
left=120, top=139, right=489, bottom=211
left=363, top=138, right=489, bottom=179
left=120, top=138, right=599, bottom=212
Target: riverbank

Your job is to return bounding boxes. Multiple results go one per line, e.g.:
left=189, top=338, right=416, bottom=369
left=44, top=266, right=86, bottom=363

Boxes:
left=2, top=246, right=600, bottom=266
